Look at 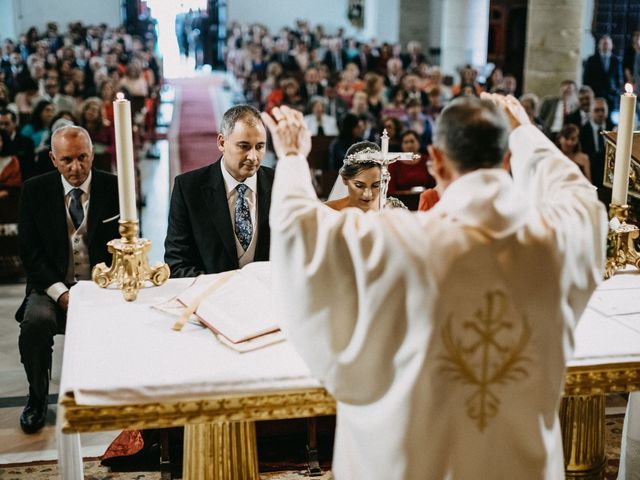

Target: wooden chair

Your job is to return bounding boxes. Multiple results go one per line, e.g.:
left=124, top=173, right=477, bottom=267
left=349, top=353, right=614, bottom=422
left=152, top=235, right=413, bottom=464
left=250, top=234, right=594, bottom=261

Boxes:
left=391, top=188, right=425, bottom=211
left=307, top=135, right=335, bottom=170
left=307, top=136, right=337, bottom=200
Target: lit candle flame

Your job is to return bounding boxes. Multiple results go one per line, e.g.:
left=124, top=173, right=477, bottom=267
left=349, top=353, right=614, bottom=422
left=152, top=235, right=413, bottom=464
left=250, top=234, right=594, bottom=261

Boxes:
left=116, top=92, right=125, bottom=101
left=625, top=83, right=634, bottom=95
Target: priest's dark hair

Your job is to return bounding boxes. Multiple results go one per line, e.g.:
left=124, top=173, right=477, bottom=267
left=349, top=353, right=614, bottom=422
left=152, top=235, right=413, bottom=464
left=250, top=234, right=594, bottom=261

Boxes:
left=220, top=104, right=264, bottom=137
left=434, top=96, right=509, bottom=172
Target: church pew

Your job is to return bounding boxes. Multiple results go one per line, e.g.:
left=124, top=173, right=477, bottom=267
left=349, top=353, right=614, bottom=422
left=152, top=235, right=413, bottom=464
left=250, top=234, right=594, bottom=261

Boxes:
left=0, top=186, right=24, bottom=279
left=307, top=135, right=338, bottom=200
left=391, top=188, right=424, bottom=211
left=307, top=135, right=335, bottom=170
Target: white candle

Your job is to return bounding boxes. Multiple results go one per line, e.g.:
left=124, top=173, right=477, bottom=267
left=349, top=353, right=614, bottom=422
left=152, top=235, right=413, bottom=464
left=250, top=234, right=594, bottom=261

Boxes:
left=381, top=129, right=389, bottom=159
left=113, top=92, right=138, bottom=222
left=611, top=83, right=637, bottom=206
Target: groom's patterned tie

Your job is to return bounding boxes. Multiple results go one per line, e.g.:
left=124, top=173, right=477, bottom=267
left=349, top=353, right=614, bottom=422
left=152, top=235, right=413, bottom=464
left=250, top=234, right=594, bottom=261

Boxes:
left=234, top=183, right=252, bottom=250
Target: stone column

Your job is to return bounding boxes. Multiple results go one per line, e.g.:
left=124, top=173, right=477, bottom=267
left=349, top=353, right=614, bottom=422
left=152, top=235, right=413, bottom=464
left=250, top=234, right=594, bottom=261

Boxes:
left=363, top=0, right=400, bottom=44
left=523, top=0, right=586, bottom=98
left=440, top=0, right=490, bottom=77
left=399, top=0, right=430, bottom=57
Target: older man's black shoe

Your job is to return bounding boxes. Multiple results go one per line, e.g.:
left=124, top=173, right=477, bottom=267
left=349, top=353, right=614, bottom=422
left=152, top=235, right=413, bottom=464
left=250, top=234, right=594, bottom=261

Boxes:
left=20, top=396, right=47, bottom=434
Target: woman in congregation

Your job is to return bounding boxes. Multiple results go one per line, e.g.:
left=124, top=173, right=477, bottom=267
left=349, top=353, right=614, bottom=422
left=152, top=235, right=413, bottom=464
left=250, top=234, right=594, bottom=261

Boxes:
left=13, top=78, right=40, bottom=124
left=78, top=97, right=115, bottom=172
left=363, top=72, right=386, bottom=121
left=402, top=98, right=433, bottom=148
left=380, top=115, right=404, bottom=151
left=556, top=123, right=591, bottom=181
left=326, top=141, right=406, bottom=212
left=328, top=113, right=365, bottom=170
left=303, top=96, right=339, bottom=136
left=336, top=63, right=365, bottom=107
left=20, top=99, right=55, bottom=153
left=380, top=85, right=407, bottom=120
left=388, top=130, right=434, bottom=195
left=0, top=130, right=22, bottom=198
left=98, top=79, right=116, bottom=126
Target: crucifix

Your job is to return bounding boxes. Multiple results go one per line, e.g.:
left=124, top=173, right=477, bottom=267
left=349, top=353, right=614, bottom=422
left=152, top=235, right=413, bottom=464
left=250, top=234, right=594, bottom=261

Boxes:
left=345, top=129, right=420, bottom=209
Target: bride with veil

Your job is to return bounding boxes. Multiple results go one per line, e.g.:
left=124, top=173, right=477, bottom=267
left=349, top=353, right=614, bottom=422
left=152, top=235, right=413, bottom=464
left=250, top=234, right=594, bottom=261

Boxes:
left=326, top=141, right=407, bottom=211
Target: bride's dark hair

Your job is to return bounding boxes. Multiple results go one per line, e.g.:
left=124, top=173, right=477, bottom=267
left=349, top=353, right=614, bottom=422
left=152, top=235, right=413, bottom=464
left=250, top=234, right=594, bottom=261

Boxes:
left=339, top=141, right=380, bottom=179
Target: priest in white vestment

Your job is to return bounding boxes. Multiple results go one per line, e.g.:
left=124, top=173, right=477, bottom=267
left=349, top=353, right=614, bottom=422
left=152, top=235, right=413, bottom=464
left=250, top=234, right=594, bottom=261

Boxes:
left=262, top=96, right=607, bottom=480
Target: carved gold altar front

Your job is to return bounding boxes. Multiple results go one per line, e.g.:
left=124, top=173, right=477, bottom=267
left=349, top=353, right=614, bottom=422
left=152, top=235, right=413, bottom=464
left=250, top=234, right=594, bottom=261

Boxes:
left=61, top=364, right=640, bottom=480
left=61, top=388, right=336, bottom=480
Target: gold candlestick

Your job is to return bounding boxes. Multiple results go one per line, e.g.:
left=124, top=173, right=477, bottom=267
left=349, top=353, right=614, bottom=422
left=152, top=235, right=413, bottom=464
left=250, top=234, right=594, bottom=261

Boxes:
left=92, top=221, right=170, bottom=301
left=605, top=203, right=640, bottom=279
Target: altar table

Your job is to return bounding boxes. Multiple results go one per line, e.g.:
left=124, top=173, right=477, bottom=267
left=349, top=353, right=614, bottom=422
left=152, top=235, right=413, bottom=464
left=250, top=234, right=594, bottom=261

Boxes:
left=57, top=272, right=640, bottom=480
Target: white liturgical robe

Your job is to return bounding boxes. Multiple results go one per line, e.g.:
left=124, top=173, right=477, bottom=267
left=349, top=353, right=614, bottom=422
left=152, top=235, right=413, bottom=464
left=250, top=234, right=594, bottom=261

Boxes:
left=270, top=124, right=608, bottom=479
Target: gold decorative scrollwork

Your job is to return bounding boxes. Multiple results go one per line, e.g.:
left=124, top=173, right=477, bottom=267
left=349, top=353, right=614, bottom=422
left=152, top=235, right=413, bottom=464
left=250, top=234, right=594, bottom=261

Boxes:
left=439, top=290, right=531, bottom=431
left=564, top=362, right=640, bottom=395
left=60, top=388, right=337, bottom=433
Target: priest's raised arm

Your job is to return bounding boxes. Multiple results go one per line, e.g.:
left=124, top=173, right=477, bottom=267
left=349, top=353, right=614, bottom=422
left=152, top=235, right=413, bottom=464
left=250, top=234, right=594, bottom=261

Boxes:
left=264, top=100, right=607, bottom=480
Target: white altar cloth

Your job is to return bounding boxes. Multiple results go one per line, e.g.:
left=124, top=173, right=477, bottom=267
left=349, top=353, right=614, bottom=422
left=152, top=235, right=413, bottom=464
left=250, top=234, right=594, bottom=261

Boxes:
left=60, top=272, right=640, bottom=408
left=59, top=280, right=320, bottom=406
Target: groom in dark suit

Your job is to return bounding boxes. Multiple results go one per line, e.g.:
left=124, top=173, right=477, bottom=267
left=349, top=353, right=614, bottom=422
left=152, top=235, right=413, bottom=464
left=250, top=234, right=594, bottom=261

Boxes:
left=165, top=104, right=274, bottom=278
left=16, top=126, right=119, bottom=433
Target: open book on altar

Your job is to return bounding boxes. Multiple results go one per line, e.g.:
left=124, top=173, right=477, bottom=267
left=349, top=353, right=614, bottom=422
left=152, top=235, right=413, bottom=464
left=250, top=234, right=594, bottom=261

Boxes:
left=155, top=262, right=284, bottom=352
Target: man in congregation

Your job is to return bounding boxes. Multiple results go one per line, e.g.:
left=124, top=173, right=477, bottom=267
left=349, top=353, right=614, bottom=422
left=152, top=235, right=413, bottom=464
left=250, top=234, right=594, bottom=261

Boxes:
left=16, top=126, right=119, bottom=433
left=262, top=99, right=607, bottom=479
left=164, top=104, right=273, bottom=277
left=580, top=97, right=613, bottom=202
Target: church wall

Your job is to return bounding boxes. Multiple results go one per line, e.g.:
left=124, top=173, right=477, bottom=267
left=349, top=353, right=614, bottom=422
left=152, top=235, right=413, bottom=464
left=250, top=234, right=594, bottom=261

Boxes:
left=399, top=0, right=429, bottom=53
left=11, top=0, right=121, bottom=35
left=580, top=0, right=596, bottom=66
left=227, top=0, right=403, bottom=43
left=228, top=0, right=359, bottom=37
left=0, top=0, right=18, bottom=40
left=361, top=0, right=400, bottom=43
left=523, top=0, right=585, bottom=98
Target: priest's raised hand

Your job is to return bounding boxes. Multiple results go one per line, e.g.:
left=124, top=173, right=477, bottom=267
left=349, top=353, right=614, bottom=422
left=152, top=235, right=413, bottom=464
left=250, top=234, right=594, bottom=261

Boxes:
left=261, top=106, right=311, bottom=160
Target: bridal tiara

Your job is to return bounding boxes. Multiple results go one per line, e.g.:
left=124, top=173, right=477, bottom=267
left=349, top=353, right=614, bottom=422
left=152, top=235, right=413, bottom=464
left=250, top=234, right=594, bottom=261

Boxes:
left=343, top=147, right=384, bottom=166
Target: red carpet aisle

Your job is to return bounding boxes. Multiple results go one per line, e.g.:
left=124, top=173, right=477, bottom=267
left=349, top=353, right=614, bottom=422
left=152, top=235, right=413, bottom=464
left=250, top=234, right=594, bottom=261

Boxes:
left=168, top=76, right=223, bottom=179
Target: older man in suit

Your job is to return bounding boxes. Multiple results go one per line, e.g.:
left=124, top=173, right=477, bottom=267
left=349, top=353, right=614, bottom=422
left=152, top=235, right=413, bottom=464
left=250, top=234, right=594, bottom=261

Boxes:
left=564, top=86, right=594, bottom=128
left=16, top=126, right=119, bottom=433
left=580, top=98, right=613, bottom=202
left=538, top=79, right=578, bottom=139
left=165, top=104, right=273, bottom=278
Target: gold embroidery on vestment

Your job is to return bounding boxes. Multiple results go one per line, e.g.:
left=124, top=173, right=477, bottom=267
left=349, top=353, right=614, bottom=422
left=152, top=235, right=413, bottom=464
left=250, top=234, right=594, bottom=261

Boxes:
left=440, top=290, right=531, bottom=431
